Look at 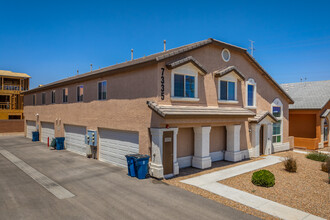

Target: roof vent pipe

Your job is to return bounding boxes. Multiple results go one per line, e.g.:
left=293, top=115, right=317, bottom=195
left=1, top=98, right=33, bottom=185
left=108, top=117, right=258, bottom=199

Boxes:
left=90, top=64, right=93, bottom=72
left=131, top=49, right=134, bottom=60
left=164, top=40, right=166, bottom=51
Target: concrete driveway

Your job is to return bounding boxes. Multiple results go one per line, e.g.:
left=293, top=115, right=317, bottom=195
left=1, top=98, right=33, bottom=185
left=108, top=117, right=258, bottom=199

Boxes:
left=0, top=136, right=258, bottom=220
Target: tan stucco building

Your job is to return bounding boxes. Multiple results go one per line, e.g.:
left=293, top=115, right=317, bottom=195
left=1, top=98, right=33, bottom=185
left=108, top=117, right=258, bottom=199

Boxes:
left=23, top=38, right=293, bottom=178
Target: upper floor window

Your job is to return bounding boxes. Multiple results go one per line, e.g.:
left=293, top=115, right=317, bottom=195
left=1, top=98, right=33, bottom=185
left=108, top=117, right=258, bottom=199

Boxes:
left=51, top=90, right=56, bottom=104
left=77, top=85, right=84, bottom=102
left=219, top=80, right=236, bottom=101
left=32, top=94, right=36, bottom=106
left=62, top=88, right=68, bottom=103
left=98, top=81, right=107, bottom=100
left=173, top=74, right=196, bottom=98
left=41, top=93, right=46, bottom=105
left=246, top=78, right=256, bottom=107
left=272, top=98, right=283, bottom=143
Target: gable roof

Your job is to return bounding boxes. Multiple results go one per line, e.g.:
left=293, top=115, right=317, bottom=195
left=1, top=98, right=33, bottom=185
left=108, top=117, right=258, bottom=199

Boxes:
left=166, top=56, right=208, bottom=74
left=321, top=109, right=330, bottom=118
left=281, top=80, right=330, bottom=109
left=214, top=66, right=245, bottom=80
left=248, top=111, right=278, bottom=123
left=23, top=38, right=293, bottom=103
left=0, top=70, right=31, bottom=78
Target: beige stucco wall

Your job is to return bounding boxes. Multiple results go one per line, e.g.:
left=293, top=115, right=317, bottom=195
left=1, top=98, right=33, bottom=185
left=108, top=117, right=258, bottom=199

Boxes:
left=210, top=126, right=226, bottom=152
left=177, top=128, right=194, bottom=157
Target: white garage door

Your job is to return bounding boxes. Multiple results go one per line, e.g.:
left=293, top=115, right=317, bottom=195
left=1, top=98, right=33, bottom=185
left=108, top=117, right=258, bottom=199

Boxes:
left=99, top=129, right=139, bottom=167
left=64, top=125, right=87, bottom=155
left=26, top=120, right=36, bottom=139
left=41, top=122, right=55, bottom=144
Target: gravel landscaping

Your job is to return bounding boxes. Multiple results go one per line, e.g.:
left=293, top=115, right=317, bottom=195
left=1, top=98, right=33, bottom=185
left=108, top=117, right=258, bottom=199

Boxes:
left=220, top=152, right=330, bottom=219
left=163, top=158, right=279, bottom=220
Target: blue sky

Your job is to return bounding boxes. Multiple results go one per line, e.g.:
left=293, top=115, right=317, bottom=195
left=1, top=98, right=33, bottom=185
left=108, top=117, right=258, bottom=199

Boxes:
left=0, top=0, right=329, bottom=89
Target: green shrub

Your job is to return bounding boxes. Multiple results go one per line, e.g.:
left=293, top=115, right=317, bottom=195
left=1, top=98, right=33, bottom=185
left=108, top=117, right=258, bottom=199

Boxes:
left=306, top=152, right=329, bottom=162
left=283, top=156, right=297, bottom=172
left=251, top=170, right=275, bottom=187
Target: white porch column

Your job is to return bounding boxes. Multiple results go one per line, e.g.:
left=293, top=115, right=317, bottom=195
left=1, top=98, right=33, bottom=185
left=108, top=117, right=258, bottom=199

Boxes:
left=225, top=124, right=242, bottom=162
left=149, top=129, right=164, bottom=179
left=172, top=128, right=179, bottom=175
left=264, top=123, right=273, bottom=155
left=192, top=126, right=212, bottom=169
left=250, top=123, right=260, bottom=157
left=320, top=118, right=325, bottom=149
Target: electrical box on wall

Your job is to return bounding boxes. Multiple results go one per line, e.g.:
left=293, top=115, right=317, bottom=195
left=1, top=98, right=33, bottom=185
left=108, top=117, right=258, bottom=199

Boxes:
left=85, top=130, right=97, bottom=146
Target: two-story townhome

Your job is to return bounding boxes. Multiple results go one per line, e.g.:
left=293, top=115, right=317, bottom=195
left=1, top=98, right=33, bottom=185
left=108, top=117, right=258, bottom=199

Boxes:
left=23, top=38, right=293, bottom=179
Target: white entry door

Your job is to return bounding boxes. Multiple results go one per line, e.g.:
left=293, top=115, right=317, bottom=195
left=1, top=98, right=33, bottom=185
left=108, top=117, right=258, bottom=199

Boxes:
left=99, top=129, right=139, bottom=167
left=41, top=122, right=55, bottom=144
left=26, top=120, right=36, bottom=139
left=64, top=125, right=87, bottom=155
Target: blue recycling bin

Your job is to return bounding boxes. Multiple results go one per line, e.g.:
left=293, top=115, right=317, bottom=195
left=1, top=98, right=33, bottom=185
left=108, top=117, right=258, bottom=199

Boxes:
left=134, top=155, right=150, bottom=179
left=55, top=137, right=65, bottom=150
left=32, top=131, right=39, bottom=142
left=125, top=154, right=139, bottom=177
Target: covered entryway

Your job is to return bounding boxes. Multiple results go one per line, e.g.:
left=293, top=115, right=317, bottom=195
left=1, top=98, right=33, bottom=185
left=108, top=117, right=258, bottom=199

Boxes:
left=64, top=125, right=87, bottom=155
left=99, top=128, right=139, bottom=167
left=163, top=131, right=174, bottom=175
left=41, top=122, right=55, bottom=144
left=26, top=120, right=36, bottom=139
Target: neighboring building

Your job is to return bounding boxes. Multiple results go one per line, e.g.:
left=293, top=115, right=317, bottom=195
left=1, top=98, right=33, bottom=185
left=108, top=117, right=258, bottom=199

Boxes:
left=0, top=70, right=30, bottom=119
left=281, top=80, right=330, bottom=150
left=23, top=38, right=293, bottom=179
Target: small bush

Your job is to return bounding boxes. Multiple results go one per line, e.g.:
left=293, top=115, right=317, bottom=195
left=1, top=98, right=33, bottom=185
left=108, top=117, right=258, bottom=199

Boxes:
left=321, top=157, right=330, bottom=173
left=283, top=156, right=297, bottom=172
left=306, top=152, right=329, bottom=162
left=252, top=170, right=275, bottom=187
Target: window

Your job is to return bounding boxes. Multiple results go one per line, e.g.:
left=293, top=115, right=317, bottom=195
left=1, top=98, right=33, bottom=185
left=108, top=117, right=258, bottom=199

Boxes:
left=246, top=78, right=256, bottom=107
left=32, top=94, right=36, bottom=106
left=77, top=85, right=84, bottom=102
left=272, top=99, right=283, bottom=143
left=324, top=119, right=328, bottom=142
left=173, top=74, right=196, bottom=98
left=219, top=80, right=236, bottom=101
left=41, top=93, right=46, bottom=105
left=51, top=90, right=56, bottom=104
left=98, top=81, right=107, bottom=100
left=62, top=88, right=68, bottom=103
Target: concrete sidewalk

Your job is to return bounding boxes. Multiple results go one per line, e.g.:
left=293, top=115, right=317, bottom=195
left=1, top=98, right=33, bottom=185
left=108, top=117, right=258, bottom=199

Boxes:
left=181, top=156, right=325, bottom=220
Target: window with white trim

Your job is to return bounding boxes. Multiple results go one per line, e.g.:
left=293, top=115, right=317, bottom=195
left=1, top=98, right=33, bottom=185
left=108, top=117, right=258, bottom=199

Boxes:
left=246, top=78, right=256, bottom=107
left=173, top=74, right=195, bottom=98
left=324, top=119, right=328, bottom=142
left=272, top=98, right=283, bottom=143
left=98, top=81, right=107, bottom=100
left=77, top=85, right=83, bottom=102
left=219, top=80, right=236, bottom=101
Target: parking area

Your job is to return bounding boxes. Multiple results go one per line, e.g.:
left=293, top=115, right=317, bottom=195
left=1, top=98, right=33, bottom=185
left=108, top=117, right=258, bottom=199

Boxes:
left=0, top=136, right=257, bottom=220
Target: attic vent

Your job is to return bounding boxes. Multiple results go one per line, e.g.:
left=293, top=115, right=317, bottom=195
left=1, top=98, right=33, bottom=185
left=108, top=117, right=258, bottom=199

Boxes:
left=222, top=49, right=230, bottom=62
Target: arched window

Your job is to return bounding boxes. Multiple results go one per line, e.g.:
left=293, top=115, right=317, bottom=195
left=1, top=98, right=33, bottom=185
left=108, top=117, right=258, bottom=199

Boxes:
left=246, top=78, right=256, bottom=108
left=271, top=98, right=283, bottom=143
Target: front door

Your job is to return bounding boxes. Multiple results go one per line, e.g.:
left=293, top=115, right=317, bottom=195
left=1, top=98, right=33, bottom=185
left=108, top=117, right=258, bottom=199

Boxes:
left=163, top=131, right=173, bottom=175
left=259, top=125, right=264, bottom=155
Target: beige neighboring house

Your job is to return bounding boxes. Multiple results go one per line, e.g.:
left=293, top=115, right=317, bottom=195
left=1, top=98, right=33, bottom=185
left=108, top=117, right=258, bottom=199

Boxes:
left=23, top=38, right=294, bottom=179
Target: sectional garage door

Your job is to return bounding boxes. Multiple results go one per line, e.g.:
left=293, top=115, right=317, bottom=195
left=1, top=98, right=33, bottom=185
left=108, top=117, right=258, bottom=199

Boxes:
left=26, top=121, right=36, bottom=139
left=99, top=129, right=139, bottom=167
left=41, top=122, right=55, bottom=144
left=64, top=125, right=87, bottom=155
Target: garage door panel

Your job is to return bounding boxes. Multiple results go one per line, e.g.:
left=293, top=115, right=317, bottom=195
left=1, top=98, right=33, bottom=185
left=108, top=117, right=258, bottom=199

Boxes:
left=26, top=121, right=36, bottom=139
left=41, top=122, right=55, bottom=144
left=99, top=129, right=139, bottom=167
left=64, top=125, right=86, bottom=156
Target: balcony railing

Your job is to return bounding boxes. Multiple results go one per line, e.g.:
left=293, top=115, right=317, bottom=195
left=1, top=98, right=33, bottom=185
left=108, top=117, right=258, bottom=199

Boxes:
left=0, top=102, right=10, bottom=109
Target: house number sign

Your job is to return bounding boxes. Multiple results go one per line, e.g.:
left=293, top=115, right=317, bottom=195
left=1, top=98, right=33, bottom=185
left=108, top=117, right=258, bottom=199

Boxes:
left=161, top=68, right=165, bottom=100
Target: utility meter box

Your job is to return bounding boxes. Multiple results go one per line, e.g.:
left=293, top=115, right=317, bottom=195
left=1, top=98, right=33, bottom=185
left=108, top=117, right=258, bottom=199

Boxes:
left=85, top=130, right=97, bottom=146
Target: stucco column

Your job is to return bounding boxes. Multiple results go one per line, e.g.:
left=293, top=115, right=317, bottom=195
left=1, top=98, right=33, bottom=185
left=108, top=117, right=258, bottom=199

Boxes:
left=328, top=116, right=330, bottom=147
left=264, top=123, right=273, bottom=155
left=225, top=124, right=242, bottom=162
left=172, top=128, right=179, bottom=175
left=250, top=123, right=260, bottom=157
left=192, top=126, right=212, bottom=169
left=320, top=118, right=325, bottom=149
left=149, top=128, right=164, bottom=179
